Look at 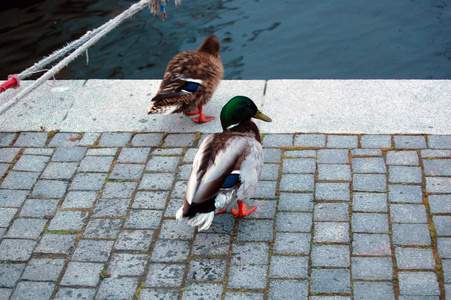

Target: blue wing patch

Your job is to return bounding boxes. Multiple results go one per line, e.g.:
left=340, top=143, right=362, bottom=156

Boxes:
left=222, top=174, right=240, bottom=188
left=182, top=82, right=200, bottom=93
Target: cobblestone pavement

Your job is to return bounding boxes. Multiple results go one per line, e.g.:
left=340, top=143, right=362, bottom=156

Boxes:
left=0, top=131, right=450, bottom=299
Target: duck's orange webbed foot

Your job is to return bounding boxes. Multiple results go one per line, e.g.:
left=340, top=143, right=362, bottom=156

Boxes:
left=231, top=200, right=256, bottom=217
left=216, top=209, right=226, bottom=214
left=190, top=106, right=215, bottom=123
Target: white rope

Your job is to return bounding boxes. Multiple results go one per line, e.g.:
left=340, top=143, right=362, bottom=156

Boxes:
left=1, top=0, right=180, bottom=114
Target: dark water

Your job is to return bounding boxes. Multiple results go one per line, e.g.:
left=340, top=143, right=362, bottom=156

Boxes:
left=1, top=0, right=450, bottom=80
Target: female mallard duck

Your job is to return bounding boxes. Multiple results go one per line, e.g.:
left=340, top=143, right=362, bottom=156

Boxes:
left=146, top=35, right=224, bottom=123
left=176, top=96, right=272, bottom=230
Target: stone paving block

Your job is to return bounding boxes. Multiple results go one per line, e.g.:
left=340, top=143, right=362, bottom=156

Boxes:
left=398, top=272, right=440, bottom=296
left=62, top=191, right=97, bottom=208
left=423, top=159, right=451, bottom=176
left=0, top=190, right=28, bottom=207
left=278, top=193, right=313, bottom=212
left=69, top=173, right=107, bottom=190
left=118, top=147, right=150, bottom=163
left=263, top=148, right=282, bottom=163
left=41, top=162, right=78, bottom=179
left=262, top=134, right=293, bottom=147
left=96, top=277, right=139, bottom=300
left=182, top=148, right=198, bottom=163
left=0, top=133, right=16, bottom=146
left=193, top=233, right=230, bottom=256
left=315, top=182, right=350, bottom=201
left=422, top=149, right=451, bottom=158
left=114, top=229, right=153, bottom=251
left=353, top=174, right=386, bottom=192
left=426, top=177, right=451, bottom=193
left=393, top=223, right=431, bottom=246
left=352, top=192, right=388, bottom=212
left=98, top=132, right=132, bottom=146
left=351, top=148, right=383, bottom=156
left=389, top=184, right=423, bottom=203
left=0, top=263, right=25, bottom=287
left=32, top=180, right=68, bottom=198
left=245, top=199, right=276, bottom=218
left=77, top=156, right=114, bottom=172
left=0, top=163, right=8, bottom=179
left=6, top=218, right=47, bottom=239
left=284, top=149, right=317, bottom=158
left=152, top=148, right=184, bottom=156
left=294, top=134, right=326, bottom=147
left=13, top=155, right=49, bottom=172
left=14, top=132, right=47, bottom=147
left=163, top=133, right=196, bottom=147
left=146, top=155, right=180, bottom=172
left=352, top=213, right=389, bottom=233
left=314, top=202, right=349, bottom=221
left=35, top=234, right=77, bottom=254
left=0, top=148, right=20, bottom=163
left=131, top=133, right=164, bottom=146
left=188, top=258, right=227, bottom=282
left=48, top=132, right=81, bottom=146
left=311, top=244, right=350, bottom=267
left=86, top=147, right=117, bottom=156
left=317, top=149, right=349, bottom=164
left=108, top=253, right=147, bottom=276
left=389, top=166, right=422, bottom=183
left=438, top=238, right=451, bottom=258
left=23, top=148, right=54, bottom=156
left=60, top=262, right=104, bottom=287
left=54, top=288, right=96, bottom=300
left=133, top=191, right=168, bottom=209
left=428, top=135, right=451, bottom=149
left=443, top=259, right=451, bottom=284
left=110, top=164, right=145, bottom=180
left=268, top=279, right=308, bottom=300
left=92, top=199, right=131, bottom=217
left=310, top=268, right=351, bottom=293
left=352, top=257, right=393, bottom=280
left=151, top=240, right=190, bottom=262
left=79, top=132, right=100, bottom=146
left=11, top=282, right=55, bottom=299
left=273, top=232, right=311, bottom=255
left=139, top=288, right=179, bottom=299
left=1, top=171, right=39, bottom=190
left=0, top=239, right=36, bottom=261
left=352, top=157, right=387, bottom=173
left=125, top=209, right=163, bottom=230
left=170, top=180, right=186, bottom=199
left=224, top=292, right=264, bottom=300
left=72, top=240, right=114, bottom=262
left=433, top=216, right=451, bottom=236
left=139, top=173, right=175, bottom=190
left=275, top=212, right=312, bottom=232
left=103, top=181, right=137, bottom=198
left=52, top=147, right=87, bottom=161
left=48, top=210, right=89, bottom=230
left=22, top=258, right=65, bottom=281
left=318, top=163, right=351, bottom=181
left=396, top=247, right=436, bottom=270
left=391, top=204, right=428, bottom=223
left=282, top=158, right=316, bottom=173
left=353, top=282, right=395, bottom=300
left=353, top=233, right=392, bottom=256
left=327, top=135, right=358, bottom=148
left=394, top=135, right=427, bottom=149
left=269, top=255, right=308, bottom=278
left=253, top=180, right=277, bottom=198
left=360, top=135, right=392, bottom=148
left=314, top=222, right=349, bottom=243
left=158, top=219, right=195, bottom=239
left=0, top=207, right=17, bottom=227
left=429, top=195, right=451, bottom=214
left=177, top=163, right=192, bottom=180
left=146, top=263, right=186, bottom=287
left=182, top=283, right=223, bottom=300
left=238, top=219, right=274, bottom=241
left=386, top=150, right=419, bottom=165
left=231, top=242, right=269, bottom=265
left=84, top=218, right=123, bottom=239
left=228, top=265, right=267, bottom=289
left=20, top=199, right=58, bottom=217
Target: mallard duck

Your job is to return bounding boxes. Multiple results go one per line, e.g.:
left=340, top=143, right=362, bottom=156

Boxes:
left=146, top=35, right=224, bottom=123
left=176, top=96, right=272, bottom=230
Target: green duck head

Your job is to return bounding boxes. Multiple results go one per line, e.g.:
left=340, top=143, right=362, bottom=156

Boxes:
left=220, top=96, right=272, bottom=130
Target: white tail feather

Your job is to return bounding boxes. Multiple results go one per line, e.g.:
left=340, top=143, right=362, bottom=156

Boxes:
left=176, top=206, right=215, bottom=231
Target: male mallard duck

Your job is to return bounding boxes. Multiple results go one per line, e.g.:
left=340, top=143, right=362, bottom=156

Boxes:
left=176, top=96, right=272, bottom=230
left=146, top=35, right=224, bottom=123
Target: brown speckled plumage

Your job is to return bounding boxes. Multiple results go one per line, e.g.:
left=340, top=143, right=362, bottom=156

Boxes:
left=147, top=35, right=224, bottom=115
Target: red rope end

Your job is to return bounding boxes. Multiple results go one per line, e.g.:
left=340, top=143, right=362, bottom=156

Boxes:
left=0, top=75, right=20, bottom=93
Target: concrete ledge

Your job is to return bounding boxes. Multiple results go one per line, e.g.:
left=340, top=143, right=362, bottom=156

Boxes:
left=0, top=79, right=449, bottom=134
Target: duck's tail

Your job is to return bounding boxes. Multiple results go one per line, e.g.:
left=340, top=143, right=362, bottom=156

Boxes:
left=146, top=103, right=177, bottom=115
left=176, top=206, right=214, bottom=231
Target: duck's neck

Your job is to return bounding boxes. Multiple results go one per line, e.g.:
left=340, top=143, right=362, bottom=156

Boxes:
left=224, top=120, right=261, bottom=143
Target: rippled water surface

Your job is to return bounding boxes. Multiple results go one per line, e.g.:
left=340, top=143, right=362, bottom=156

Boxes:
left=1, top=0, right=450, bottom=79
